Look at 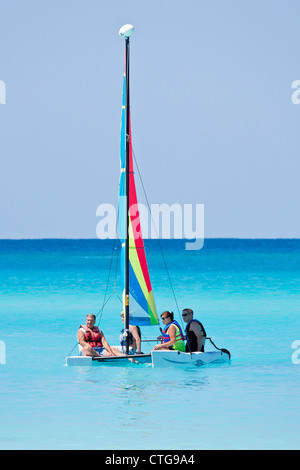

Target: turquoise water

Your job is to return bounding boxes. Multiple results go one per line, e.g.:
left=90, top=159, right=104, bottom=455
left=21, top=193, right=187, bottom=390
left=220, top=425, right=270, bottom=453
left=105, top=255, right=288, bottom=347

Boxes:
left=0, top=239, right=299, bottom=450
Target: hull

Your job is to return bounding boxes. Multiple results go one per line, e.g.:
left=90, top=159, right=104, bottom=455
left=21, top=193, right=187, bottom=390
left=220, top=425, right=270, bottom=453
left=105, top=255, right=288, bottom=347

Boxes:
left=66, top=353, right=152, bottom=367
left=151, top=350, right=230, bottom=367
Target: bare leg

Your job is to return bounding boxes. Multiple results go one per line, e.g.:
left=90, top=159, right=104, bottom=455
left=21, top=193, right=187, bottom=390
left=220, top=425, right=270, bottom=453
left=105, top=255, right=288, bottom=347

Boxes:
left=82, top=345, right=102, bottom=357
left=110, top=347, right=126, bottom=356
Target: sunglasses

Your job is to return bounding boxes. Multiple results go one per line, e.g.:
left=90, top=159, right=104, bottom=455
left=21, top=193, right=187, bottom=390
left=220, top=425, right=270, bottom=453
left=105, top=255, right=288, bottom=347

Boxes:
left=182, top=313, right=190, bottom=317
left=161, top=316, right=169, bottom=321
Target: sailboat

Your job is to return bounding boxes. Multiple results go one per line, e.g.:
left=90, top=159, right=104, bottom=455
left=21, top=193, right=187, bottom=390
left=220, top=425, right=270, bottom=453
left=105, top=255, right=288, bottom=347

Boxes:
left=66, top=25, right=231, bottom=368
left=66, top=24, right=158, bottom=366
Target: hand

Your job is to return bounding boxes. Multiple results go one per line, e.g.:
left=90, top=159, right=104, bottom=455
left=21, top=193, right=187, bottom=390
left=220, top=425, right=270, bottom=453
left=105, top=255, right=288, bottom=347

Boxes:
left=153, top=344, right=161, bottom=350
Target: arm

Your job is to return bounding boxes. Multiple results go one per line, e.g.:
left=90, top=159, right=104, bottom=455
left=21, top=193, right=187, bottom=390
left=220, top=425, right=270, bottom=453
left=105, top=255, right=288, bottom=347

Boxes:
left=101, top=333, right=116, bottom=356
left=153, top=325, right=176, bottom=350
left=129, top=325, right=141, bottom=353
left=77, top=329, right=88, bottom=348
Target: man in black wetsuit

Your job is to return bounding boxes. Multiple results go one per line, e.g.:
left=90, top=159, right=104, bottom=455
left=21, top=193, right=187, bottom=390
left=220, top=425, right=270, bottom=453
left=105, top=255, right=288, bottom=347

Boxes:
left=182, top=308, right=206, bottom=352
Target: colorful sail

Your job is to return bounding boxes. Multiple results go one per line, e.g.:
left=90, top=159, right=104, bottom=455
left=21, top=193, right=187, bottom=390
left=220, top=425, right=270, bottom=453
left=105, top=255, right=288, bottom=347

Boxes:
left=119, top=52, right=158, bottom=327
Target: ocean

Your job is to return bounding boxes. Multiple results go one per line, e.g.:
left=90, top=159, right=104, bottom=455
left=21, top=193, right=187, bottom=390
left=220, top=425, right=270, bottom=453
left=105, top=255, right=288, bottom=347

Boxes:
left=0, top=238, right=299, bottom=450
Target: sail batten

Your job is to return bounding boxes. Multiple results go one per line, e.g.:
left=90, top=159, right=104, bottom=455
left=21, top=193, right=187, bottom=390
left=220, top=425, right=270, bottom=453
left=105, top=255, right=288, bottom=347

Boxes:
left=119, top=44, right=158, bottom=327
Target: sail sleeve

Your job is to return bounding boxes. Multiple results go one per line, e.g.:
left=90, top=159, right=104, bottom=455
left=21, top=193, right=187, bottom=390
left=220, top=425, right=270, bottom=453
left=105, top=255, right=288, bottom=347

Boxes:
left=119, top=69, right=158, bottom=327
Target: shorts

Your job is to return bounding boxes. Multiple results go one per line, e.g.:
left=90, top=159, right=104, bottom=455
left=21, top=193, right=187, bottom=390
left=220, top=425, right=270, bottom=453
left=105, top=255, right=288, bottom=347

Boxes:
left=93, top=347, right=107, bottom=356
left=78, top=346, right=108, bottom=356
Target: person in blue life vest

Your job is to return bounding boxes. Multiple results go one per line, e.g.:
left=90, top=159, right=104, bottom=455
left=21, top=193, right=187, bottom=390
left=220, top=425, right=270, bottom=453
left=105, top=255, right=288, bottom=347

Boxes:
left=153, top=311, right=185, bottom=352
left=119, top=311, right=142, bottom=354
left=77, top=313, right=123, bottom=357
left=182, top=308, right=206, bottom=352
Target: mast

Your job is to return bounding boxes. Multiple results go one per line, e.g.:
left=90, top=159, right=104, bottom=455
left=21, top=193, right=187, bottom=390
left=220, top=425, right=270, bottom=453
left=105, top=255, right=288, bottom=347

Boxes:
left=119, top=24, right=134, bottom=354
left=118, top=24, right=158, bottom=337
left=124, top=36, right=130, bottom=355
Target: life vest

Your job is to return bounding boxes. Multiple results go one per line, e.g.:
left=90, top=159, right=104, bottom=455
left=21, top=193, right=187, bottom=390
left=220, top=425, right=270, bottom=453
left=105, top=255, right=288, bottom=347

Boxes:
left=120, top=326, right=141, bottom=347
left=120, top=328, right=134, bottom=347
left=79, top=325, right=103, bottom=348
left=185, top=319, right=206, bottom=352
left=161, top=320, right=185, bottom=352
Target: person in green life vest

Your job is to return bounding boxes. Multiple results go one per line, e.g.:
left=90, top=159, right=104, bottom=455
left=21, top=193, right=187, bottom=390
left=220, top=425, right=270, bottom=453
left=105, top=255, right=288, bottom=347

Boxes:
left=153, top=311, right=185, bottom=352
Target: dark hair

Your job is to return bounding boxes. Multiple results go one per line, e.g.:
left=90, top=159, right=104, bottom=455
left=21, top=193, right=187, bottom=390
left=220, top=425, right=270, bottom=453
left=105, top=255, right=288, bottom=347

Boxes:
left=161, top=310, right=174, bottom=321
left=182, top=308, right=193, bottom=316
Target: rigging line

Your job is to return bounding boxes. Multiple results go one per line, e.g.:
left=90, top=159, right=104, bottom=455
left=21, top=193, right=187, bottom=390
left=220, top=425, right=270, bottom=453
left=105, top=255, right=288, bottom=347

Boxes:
left=132, top=148, right=182, bottom=323
left=67, top=192, right=121, bottom=357
left=66, top=242, right=120, bottom=358
left=96, top=183, right=122, bottom=327
left=96, top=235, right=117, bottom=327
left=110, top=199, right=123, bottom=306
left=66, top=215, right=120, bottom=358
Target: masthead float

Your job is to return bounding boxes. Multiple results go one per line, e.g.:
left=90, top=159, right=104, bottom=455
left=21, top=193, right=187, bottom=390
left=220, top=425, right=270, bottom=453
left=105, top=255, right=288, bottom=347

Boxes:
left=119, top=24, right=135, bottom=38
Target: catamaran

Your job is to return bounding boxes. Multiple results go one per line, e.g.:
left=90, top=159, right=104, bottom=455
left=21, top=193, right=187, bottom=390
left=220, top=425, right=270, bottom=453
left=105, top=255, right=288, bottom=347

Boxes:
left=66, top=25, right=231, bottom=368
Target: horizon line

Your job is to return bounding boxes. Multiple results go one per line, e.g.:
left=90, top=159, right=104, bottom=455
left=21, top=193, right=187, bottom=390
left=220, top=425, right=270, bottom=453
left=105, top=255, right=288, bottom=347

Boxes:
left=0, top=237, right=299, bottom=241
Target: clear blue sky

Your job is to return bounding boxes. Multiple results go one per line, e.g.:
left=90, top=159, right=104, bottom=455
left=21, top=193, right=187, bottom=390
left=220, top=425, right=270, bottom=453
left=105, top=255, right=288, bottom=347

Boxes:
left=0, top=0, right=299, bottom=238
